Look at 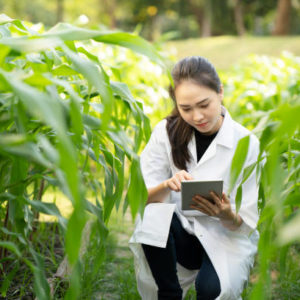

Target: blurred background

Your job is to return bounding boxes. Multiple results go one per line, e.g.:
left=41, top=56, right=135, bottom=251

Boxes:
left=1, top=0, right=300, bottom=39
left=1, top=0, right=300, bottom=70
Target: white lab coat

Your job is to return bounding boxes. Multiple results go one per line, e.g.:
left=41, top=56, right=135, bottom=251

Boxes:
left=129, top=107, right=260, bottom=300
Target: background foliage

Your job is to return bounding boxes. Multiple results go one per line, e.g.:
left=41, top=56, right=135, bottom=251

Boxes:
left=1, top=0, right=300, bottom=40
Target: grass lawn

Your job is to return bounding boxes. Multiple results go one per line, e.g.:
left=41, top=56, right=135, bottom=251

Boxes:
left=165, top=36, right=300, bottom=70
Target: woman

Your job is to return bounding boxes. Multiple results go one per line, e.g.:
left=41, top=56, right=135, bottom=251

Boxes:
left=129, top=56, right=260, bottom=300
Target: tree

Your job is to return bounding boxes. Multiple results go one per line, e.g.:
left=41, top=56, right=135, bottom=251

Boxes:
left=57, top=0, right=64, bottom=23
left=100, top=0, right=117, bottom=29
left=232, top=0, right=246, bottom=35
left=186, top=0, right=212, bottom=37
left=272, top=0, right=292, bottom=35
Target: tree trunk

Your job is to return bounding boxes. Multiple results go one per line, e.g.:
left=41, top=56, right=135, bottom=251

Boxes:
left=272, top=0, right=291, bottom=35
left=201, top=0, right=212, bottom=37
left=187, top=0, right=212, bottom=37
left=101, top=0, right=117, bottom=29
left=57, top=0, right=64, bottom=23
left=233, top=0, right=246, bottom=36
left=192, top=5, right=204, bottom=37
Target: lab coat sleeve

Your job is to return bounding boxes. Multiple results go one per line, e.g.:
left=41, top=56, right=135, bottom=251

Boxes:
left=140, top=120, right=172, bottom=189
left=234, top=135, right=260, bottom=236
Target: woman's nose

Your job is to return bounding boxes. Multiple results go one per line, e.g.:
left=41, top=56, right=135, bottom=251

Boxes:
left=193, top=109, right=204, bottom=122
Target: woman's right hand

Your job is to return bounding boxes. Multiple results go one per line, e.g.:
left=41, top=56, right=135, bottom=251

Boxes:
left=163, top=170, right=193, bottom=192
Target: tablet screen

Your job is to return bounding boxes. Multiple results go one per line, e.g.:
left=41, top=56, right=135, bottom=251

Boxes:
left=181, top=180, right=223, bottom=211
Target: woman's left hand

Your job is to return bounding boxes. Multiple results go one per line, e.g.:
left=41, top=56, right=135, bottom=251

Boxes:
left=191, top=192, right=235, bottom=221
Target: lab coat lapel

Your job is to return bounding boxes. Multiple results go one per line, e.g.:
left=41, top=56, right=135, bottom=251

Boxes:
left=187, top=131, right=197, bottom=164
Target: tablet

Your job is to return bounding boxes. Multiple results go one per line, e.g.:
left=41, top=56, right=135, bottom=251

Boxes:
left=181, top=180, right=223, bottom=210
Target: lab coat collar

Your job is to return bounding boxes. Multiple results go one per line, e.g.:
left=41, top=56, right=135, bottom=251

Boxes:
left=188, top=106, right=234, bottom=165
left=215, top=106, right=235, bottom=150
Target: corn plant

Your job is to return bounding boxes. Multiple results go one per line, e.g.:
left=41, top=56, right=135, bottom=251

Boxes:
left=0, top=14, right=167, bottom=299
left=222, top=52, right=300, bottom=299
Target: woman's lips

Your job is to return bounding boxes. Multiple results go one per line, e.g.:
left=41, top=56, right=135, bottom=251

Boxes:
left=195, top=122, right=208, bottom=128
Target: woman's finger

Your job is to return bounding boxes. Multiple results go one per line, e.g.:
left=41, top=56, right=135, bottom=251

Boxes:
left=192, top=196, right=218, bottom=215
left=210, top=191, right=222, bottom=207
left=177, top=174, right=186, bottom=183
left=168, top=180, right=179, bottom=191
left=194, top=195, right=216, bottom=211
left=174, top=178, right=181, bottom=190
left=183, top=171, right=193, bottom=180
left=190, top=203, right=213, bottom=216
left=222, top=192, right=230, bottom=203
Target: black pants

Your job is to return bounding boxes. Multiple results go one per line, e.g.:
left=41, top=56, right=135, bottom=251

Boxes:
left=142, top=213, right=221, bottom=300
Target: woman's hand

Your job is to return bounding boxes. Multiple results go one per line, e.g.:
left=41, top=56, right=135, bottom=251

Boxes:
left=163, top=170, right=193, bottom=192
left=191, top=192, right=243, bottom=230
left=147, top=170, right=193, bottom=205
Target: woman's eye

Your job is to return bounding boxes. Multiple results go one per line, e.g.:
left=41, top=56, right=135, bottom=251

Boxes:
left=200, top=104, right=209, bottom=108
left=182, top=108, right=191, bottom=112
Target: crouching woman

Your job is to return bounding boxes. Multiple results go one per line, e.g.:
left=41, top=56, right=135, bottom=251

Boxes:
left=129, top=56, right=260, bottom=300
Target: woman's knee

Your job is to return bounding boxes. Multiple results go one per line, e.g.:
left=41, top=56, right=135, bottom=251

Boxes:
left=195, top=275, right=221, bottom=300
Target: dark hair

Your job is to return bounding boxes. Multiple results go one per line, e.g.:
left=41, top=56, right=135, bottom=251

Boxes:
left=166, top=56, right=221, bottom=170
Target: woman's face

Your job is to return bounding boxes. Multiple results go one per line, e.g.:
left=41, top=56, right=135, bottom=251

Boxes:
left=175, top=80, right=223, bottom=135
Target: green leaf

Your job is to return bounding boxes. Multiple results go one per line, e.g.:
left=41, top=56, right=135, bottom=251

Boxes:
left=26, top=199, right=66, bottom=228
left=8, top=158, right=29, bottom=233
left=235, top=185, right=242, bottom=213
left=0, top=70, right=67, bottom=137
left=0, top=263, right=19, bottom=297
left=37, top=135, right=59, bottom=164
left=0, top=241, right=21, bottom=257
left=112, top=144, right=125, bottom=210
left=0, top=44, right=10, bottom=65
left=0, top=226, right=26, bottom=245
left=24, top=74, right=52, bottom=87
left=69, top=93, right=84, bottom=146
left=44, top=23, right=165, bottom=67
left=229, top=135, right=250, bottom=194
left=241, top=161, right=256, bottom=184
left=259, top=122, right=277, bottom=153
left=0, top=134, right=27, bottom=146
left=278, top=212, right=300, bottom=245
left=62, top=45, right=114, bottom=129
left=0, top=36, right=61, bottom=53
left=65, top=209, right=86, bottom=265
left=2, top=142, right=52, bottom=168
left=0, top=14, right=14, bottom=25
left=64, top=261, right=82, bottom=300
left=126, top=158, right=147, bottom=219
left=52, top=64, right=79, bottom=76
left=30, top=249, right=51, bottom=300
left=107, top=129, right=137, bottom=159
